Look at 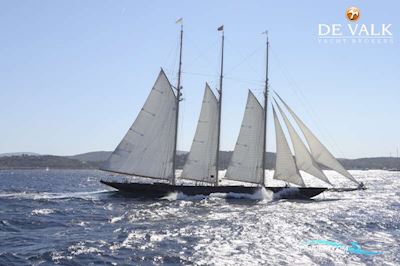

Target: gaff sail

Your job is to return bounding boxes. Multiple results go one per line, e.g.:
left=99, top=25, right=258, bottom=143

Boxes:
left=225, top=90, right=265, bottom=184
left=101, top=69, right=176, bottom=180
left=181, top=84, right=219, bottom=183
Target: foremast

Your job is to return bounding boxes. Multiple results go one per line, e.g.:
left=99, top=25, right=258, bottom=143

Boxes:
left=262, top=31, right=269, bottom=186
left=215, top=25, right=224, bottom=186
left=172, top=21, right=184, bottom=185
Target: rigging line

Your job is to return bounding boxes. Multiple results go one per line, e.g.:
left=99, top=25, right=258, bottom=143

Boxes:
left=163, top=69, right=177, bottom=79
left=182, top=71, right=217, bottom=77
left=224, top=76, right=264, bottom=86
left=184, top=37, right=219, bottom=69
left=224, top=46, right=264, bottom=76
left=181, top=71, right=218, bottom=78
left=224, top=76, right=264, bottom=84
left=170, top=32, right=180, bottom=81
left=186, top=30, right=218, bottom=67
left=224, top=37, right=264, bottom=80
left=163, top=31, right=180, bottom=74
left=269, top=45, right=346, bottom=158
left=273, top=69, right=345, bottom=159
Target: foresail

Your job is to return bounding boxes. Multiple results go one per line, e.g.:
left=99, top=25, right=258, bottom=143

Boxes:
left=275, top=100, right=332, bottom=185
left=275, top=93, right=359, bottom=184
left=225, top=90, right=264, bottom=184
left=181, top=84, right=219, bottom=183
left=101, top=69, right=176, bottom=180
left=273, top=107, right=305, bottom=187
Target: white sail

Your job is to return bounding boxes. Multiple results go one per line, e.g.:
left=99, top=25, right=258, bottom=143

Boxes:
left=102, top=69, right=176, bottom=180
left=225, top=90, right=264, bottom=184
left=275, top=93, right=359, bottom=184
left=273, top=107, right=305, bottom=187
left=181, top=84, right=219, bottom=183
left=275, top=101, right=332, bottom=185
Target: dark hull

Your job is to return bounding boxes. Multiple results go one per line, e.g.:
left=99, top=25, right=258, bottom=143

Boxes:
left=328, top=187, right=363, bottom=192
left=100, top=180, right=326, bottom=199
left=327, top=183, right=367, bottom=192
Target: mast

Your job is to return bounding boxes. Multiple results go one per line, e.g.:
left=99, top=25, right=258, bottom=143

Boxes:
left=215, top=25, right=224, bottom=186
left=172, top=22, right=183, bottom=185
left=262, top=31, right=269, bottom=186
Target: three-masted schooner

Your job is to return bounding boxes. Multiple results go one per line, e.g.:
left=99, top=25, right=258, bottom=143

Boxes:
left=100, top=23, right=361, bottom=199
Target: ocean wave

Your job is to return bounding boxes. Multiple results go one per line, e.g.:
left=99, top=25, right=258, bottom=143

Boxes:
left=68, top=242, right=102, bottom=256
left=161, top=187, right=273, bottom=201
left=272, top=187, right=300, bottom=200
left=0, top=169, right=398, bottom=265
left=110, top=215, right=124, bottom=224
left=31, top=209, right=54, bottom=216
left=0, top=190, right=111, bottom=200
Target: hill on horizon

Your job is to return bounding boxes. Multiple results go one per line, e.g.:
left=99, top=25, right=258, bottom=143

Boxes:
left=0, top=150, right=400, bottom=170
left=0, top=152, right=41, bottom=157
left=68, top=151, right=112, bottom=162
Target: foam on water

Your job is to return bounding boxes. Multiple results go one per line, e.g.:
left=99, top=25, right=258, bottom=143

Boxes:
left=225, top=187, right=273, bottom=200
left=0, top=169, right=399, bottom=265
left=110, top=215, right=125, bottom=224
left=272, top=187, right=300, bottom=200
left=31, top=209, right=54, bottom=216
left=161, top=187, right=273, bottom=201
left=162, top=192, right=208, bottom=201
left=0, top=190, right=111, bottom=200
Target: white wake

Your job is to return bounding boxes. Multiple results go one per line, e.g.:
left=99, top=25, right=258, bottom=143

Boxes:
left=161, top=187, right=273, bottom=201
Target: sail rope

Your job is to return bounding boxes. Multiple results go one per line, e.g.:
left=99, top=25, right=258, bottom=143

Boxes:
left=269, top=45, right=347, bottom=159
left=184, top=36, right=219, bottom=71
left=166, top=34, right=268, bottom=93
left=224, top=76, right=264, bottom=86
left=223, top=37, right=267, bottom=105
left=225, top=45, right=264, bottom=77
left=163, top=31, right=180, bottom=81
left=224, top=37, right=264, bottom=78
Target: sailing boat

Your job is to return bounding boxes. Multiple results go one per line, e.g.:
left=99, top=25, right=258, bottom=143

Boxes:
left=100, top=24, right=360, bottom=199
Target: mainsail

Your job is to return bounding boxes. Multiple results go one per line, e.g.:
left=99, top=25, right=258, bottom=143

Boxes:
left=181, top=84, right=219, bottom=183
left=275, top=93, right=359, bottom=184
left=225, top=90, right=264, bottom=184
left=272, top=107, right=305, bottom=187
left=274, top=100, right=332, bottom=185
left=101, top=69, right=176, bottom=180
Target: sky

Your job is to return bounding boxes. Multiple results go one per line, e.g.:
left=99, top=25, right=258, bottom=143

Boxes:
left=0, top=0, right=399, bottom=158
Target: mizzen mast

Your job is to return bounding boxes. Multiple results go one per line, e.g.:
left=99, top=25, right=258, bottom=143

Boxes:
left=172, top=19, right=184, bottom=185
left=215, top=25, right=224, bottom=186
left=262, top=31, right=269, bottom=186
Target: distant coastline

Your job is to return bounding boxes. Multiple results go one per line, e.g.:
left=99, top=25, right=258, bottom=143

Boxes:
left=0, top=151, right=399, bottom=171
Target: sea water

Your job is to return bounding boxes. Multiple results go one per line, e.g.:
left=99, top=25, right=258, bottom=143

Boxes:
left=0, top=169, right=399, bottom=265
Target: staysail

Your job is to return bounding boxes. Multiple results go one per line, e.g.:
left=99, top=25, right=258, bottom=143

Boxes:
left=275, top=93, right=359, bottom=184
left=225, top=90, right=264, bottom=184
left=274, top=100, right=332, bottom=185
left=181, top=84, right=219, bottom=183
left=273, top=107, right=305, bottom=187
left=101, top=69, right=176, bottom=180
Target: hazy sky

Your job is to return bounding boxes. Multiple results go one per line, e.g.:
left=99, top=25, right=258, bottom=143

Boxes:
left=0, top=0, right=399, bottom=158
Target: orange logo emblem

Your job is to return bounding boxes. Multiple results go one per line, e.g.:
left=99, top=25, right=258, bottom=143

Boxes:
left=346, top=7, right=360, bottom=22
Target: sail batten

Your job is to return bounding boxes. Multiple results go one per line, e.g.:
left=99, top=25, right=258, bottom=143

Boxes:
left=181, top=84, right=219, bottom=183
left=275, top=92, right=359, bottom=184
left=101, top=69, right=176, bottom=180
left=225, top=90, right=264, bottom=184
left=273, top=107, right=305, bottom=187
left=274, top=100, right=332, bottom=185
